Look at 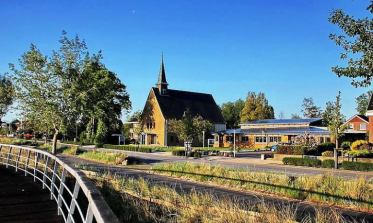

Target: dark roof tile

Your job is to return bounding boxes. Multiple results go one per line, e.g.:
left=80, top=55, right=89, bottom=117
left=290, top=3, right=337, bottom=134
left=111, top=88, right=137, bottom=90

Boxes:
left=152, top=87, right=225, bottom=123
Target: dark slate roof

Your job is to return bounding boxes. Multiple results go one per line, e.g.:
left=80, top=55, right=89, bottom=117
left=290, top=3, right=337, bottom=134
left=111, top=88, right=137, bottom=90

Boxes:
left=357, top=115, right=369, bottom=122
left=216, top=127, right=329, bottom=135
left=368, top=94, right=373, bottom=111
left=242, top=118, right=323, bottom=125
left=152, top=87, right=225, bottom=123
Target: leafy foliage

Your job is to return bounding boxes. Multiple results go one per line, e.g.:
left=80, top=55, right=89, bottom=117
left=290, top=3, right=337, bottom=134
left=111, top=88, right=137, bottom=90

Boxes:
left=168, top=109, right=212, bottom=145
left=301, top=97, right=322, bottom=118
left=10, top=32, right=131, bottom=152
left=329, top=2, right=373, bottom=87
left=283, top=157, right=322, bottom=167
left=342, top=161, right=373, bottom=171
left=0, top=74, right=14, bottom=122
left=355, top=90, right=373, bottom=115
left=220, top=99, right=244, bottom=128
left=290, top=113, right=301, bottom=119
left=351, top=140, right=369, bottom=151
left=240, top=92, right=274, bottom=122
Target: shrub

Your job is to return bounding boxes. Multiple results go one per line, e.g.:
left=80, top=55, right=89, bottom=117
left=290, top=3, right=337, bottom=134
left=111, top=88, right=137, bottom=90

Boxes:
left=341, top=141, right=351, bottom=150
left=346, top=149, right=372, bottom=157
left=276, top=145, right=305, bottom=155
left=351, top=140, right=369, bottom=151
left=172, top=149, right=202, bottom=158
left=282, top=157, right=321, bottom=167
left=321, top=151, right=333, bottom=157
left=172, top=149, right=185, bottom=156
left=314, top=142, right=335, bottom=155
left=342, top=161, right=373, bottom=171
left=321, top=159, right=335, bottom=168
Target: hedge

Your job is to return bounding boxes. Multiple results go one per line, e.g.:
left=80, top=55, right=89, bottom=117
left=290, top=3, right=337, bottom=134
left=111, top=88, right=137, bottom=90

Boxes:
left=103, top=144, right=153, bottom=153
left=172, top=149, right=202, bottom=158
left=342, top=161, right=373, bottom=171
left=282, top=157, right=321, bottom=167
left=321, top=159, right=335, bottom=168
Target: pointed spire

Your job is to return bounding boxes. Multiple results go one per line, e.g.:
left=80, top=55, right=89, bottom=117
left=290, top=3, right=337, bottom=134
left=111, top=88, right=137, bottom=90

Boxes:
left=158, top=53, right=167, bottom=84
left=157, top=53, right=168, bottom=94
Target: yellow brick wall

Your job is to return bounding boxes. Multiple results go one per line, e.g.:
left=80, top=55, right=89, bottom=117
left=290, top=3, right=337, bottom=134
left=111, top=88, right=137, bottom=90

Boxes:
left=142, top=89, right=166, bottom=145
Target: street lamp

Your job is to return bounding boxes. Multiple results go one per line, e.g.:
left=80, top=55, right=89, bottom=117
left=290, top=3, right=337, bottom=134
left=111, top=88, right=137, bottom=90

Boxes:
left=233, top=129, right=236, bottom=158
left=202, top=130, right=205, bottom=148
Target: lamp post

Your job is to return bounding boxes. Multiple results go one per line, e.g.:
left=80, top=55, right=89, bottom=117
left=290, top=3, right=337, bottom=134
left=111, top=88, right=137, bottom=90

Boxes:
left=233, top=129, right=236, bottom=158
left=202, top=130, right=205, bottom=148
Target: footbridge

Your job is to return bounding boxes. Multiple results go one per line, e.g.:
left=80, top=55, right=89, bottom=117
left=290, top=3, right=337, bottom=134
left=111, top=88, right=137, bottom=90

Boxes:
left=0, top=144, right=118, bottom=223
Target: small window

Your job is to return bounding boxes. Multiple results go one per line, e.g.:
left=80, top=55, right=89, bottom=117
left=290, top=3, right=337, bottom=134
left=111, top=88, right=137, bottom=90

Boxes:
left=255, top=136, right=267, bottom=143
left=360, top=123, right=367, bottom=130
left=241, top=136, right=249, bottom=142
left=153, top=122, right=156, bottom=129
left=349, top=123, right=354, bottom=129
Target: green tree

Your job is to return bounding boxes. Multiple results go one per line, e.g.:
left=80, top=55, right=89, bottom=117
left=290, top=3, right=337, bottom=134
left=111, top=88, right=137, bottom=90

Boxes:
left=322, top=101, right=335, bottom=126
left=221, top=99, right=244, bottom=128
left=327, top=91, right=346, bottom=169
left=240, top=92, right=274, bottom=122
left=291, top=113, right=301, bottom=119
left=0, top=74, right=14, bottom=123
left=355, top=90, right=373, bottom=115
left=11, top=32, right=131, bottom=152
left=11, top=44, right=65, bottom=154
left=168, top=109, right=212, bottom=145
left=301, top=97, right=322, bottom=118
left=329, top=2, right=373, bottom=87
left=94, top=119, right=108, bottom=145
left=52, top=32, right=130, bottom=143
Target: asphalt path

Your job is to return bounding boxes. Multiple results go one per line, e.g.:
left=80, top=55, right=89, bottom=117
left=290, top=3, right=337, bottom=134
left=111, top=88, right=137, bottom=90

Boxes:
left=59, top=155, right=373, bottom=223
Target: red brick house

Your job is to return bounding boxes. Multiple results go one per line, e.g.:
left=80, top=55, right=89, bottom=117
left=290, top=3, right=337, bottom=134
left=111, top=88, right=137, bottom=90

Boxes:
left=344, top=115, right=368, bottom=133
left=366, top=95, right=373, bottom=143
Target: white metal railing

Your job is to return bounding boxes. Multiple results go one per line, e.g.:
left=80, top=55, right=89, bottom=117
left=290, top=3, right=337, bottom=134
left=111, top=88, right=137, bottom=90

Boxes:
left=0, top=144, right=119, bottom=223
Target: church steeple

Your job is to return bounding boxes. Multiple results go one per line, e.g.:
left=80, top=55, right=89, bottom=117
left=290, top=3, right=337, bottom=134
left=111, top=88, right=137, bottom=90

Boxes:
left=157, top=53, right=168, bottom=95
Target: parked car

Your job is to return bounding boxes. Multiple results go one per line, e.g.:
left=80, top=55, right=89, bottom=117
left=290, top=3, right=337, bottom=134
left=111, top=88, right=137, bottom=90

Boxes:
left=270, top=145, right=279, bottom=152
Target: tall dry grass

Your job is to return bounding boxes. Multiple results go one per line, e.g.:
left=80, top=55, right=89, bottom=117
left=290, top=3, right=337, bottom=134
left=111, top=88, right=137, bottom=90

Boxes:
left=87, top=172, right=355, bottom=223
left=152, top=162, right=373, bottom=211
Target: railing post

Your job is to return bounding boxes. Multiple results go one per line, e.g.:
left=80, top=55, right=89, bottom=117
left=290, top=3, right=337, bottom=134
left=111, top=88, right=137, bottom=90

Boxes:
left=85, top=206, right=94, bottom=223
left=34, top=153, right=38, bottom=182
left=50, top=160, right=57, bottom=200
left=25, top=150, right=31, bottom=176
left=15, top=148, right=22, bottom=172
left=67, top=181, right=80, bottom=223
left=6, top=146, right=12, bottom=168
left=57, top=169, right=66, bottom=216
left=42, top=156, right=49, bottom=189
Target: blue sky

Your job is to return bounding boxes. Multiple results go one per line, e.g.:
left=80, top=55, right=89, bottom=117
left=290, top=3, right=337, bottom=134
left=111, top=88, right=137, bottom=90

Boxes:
left=1, top=0, right=372, bottom=122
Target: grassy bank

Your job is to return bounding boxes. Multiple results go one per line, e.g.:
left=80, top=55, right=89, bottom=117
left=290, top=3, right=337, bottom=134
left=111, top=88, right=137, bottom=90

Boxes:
left=152, top=162, right=373, bottom=212
left=88, top=172, right=351, bottom=223
left=78, top=151, right=127, bottom=165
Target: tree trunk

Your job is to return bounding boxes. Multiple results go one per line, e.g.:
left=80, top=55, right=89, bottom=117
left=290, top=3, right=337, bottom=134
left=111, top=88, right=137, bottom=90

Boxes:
left=334, top=137, right=338, bottom=169
left=52, top=128, right=59, bottom=155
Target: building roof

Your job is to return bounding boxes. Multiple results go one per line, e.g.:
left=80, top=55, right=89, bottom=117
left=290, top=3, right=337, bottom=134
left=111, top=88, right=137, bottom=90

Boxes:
left=152, top=87, right=225, bottom=124
left=345, top=114, right=368, bottom=124
left=216, top=126, right=329, bottom=135
left=241, top=118, right=323, bottom=125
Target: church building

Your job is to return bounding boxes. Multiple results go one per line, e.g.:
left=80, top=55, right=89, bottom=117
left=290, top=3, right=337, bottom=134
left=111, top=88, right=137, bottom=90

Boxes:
left=140, top=56, right=226, bottom=146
